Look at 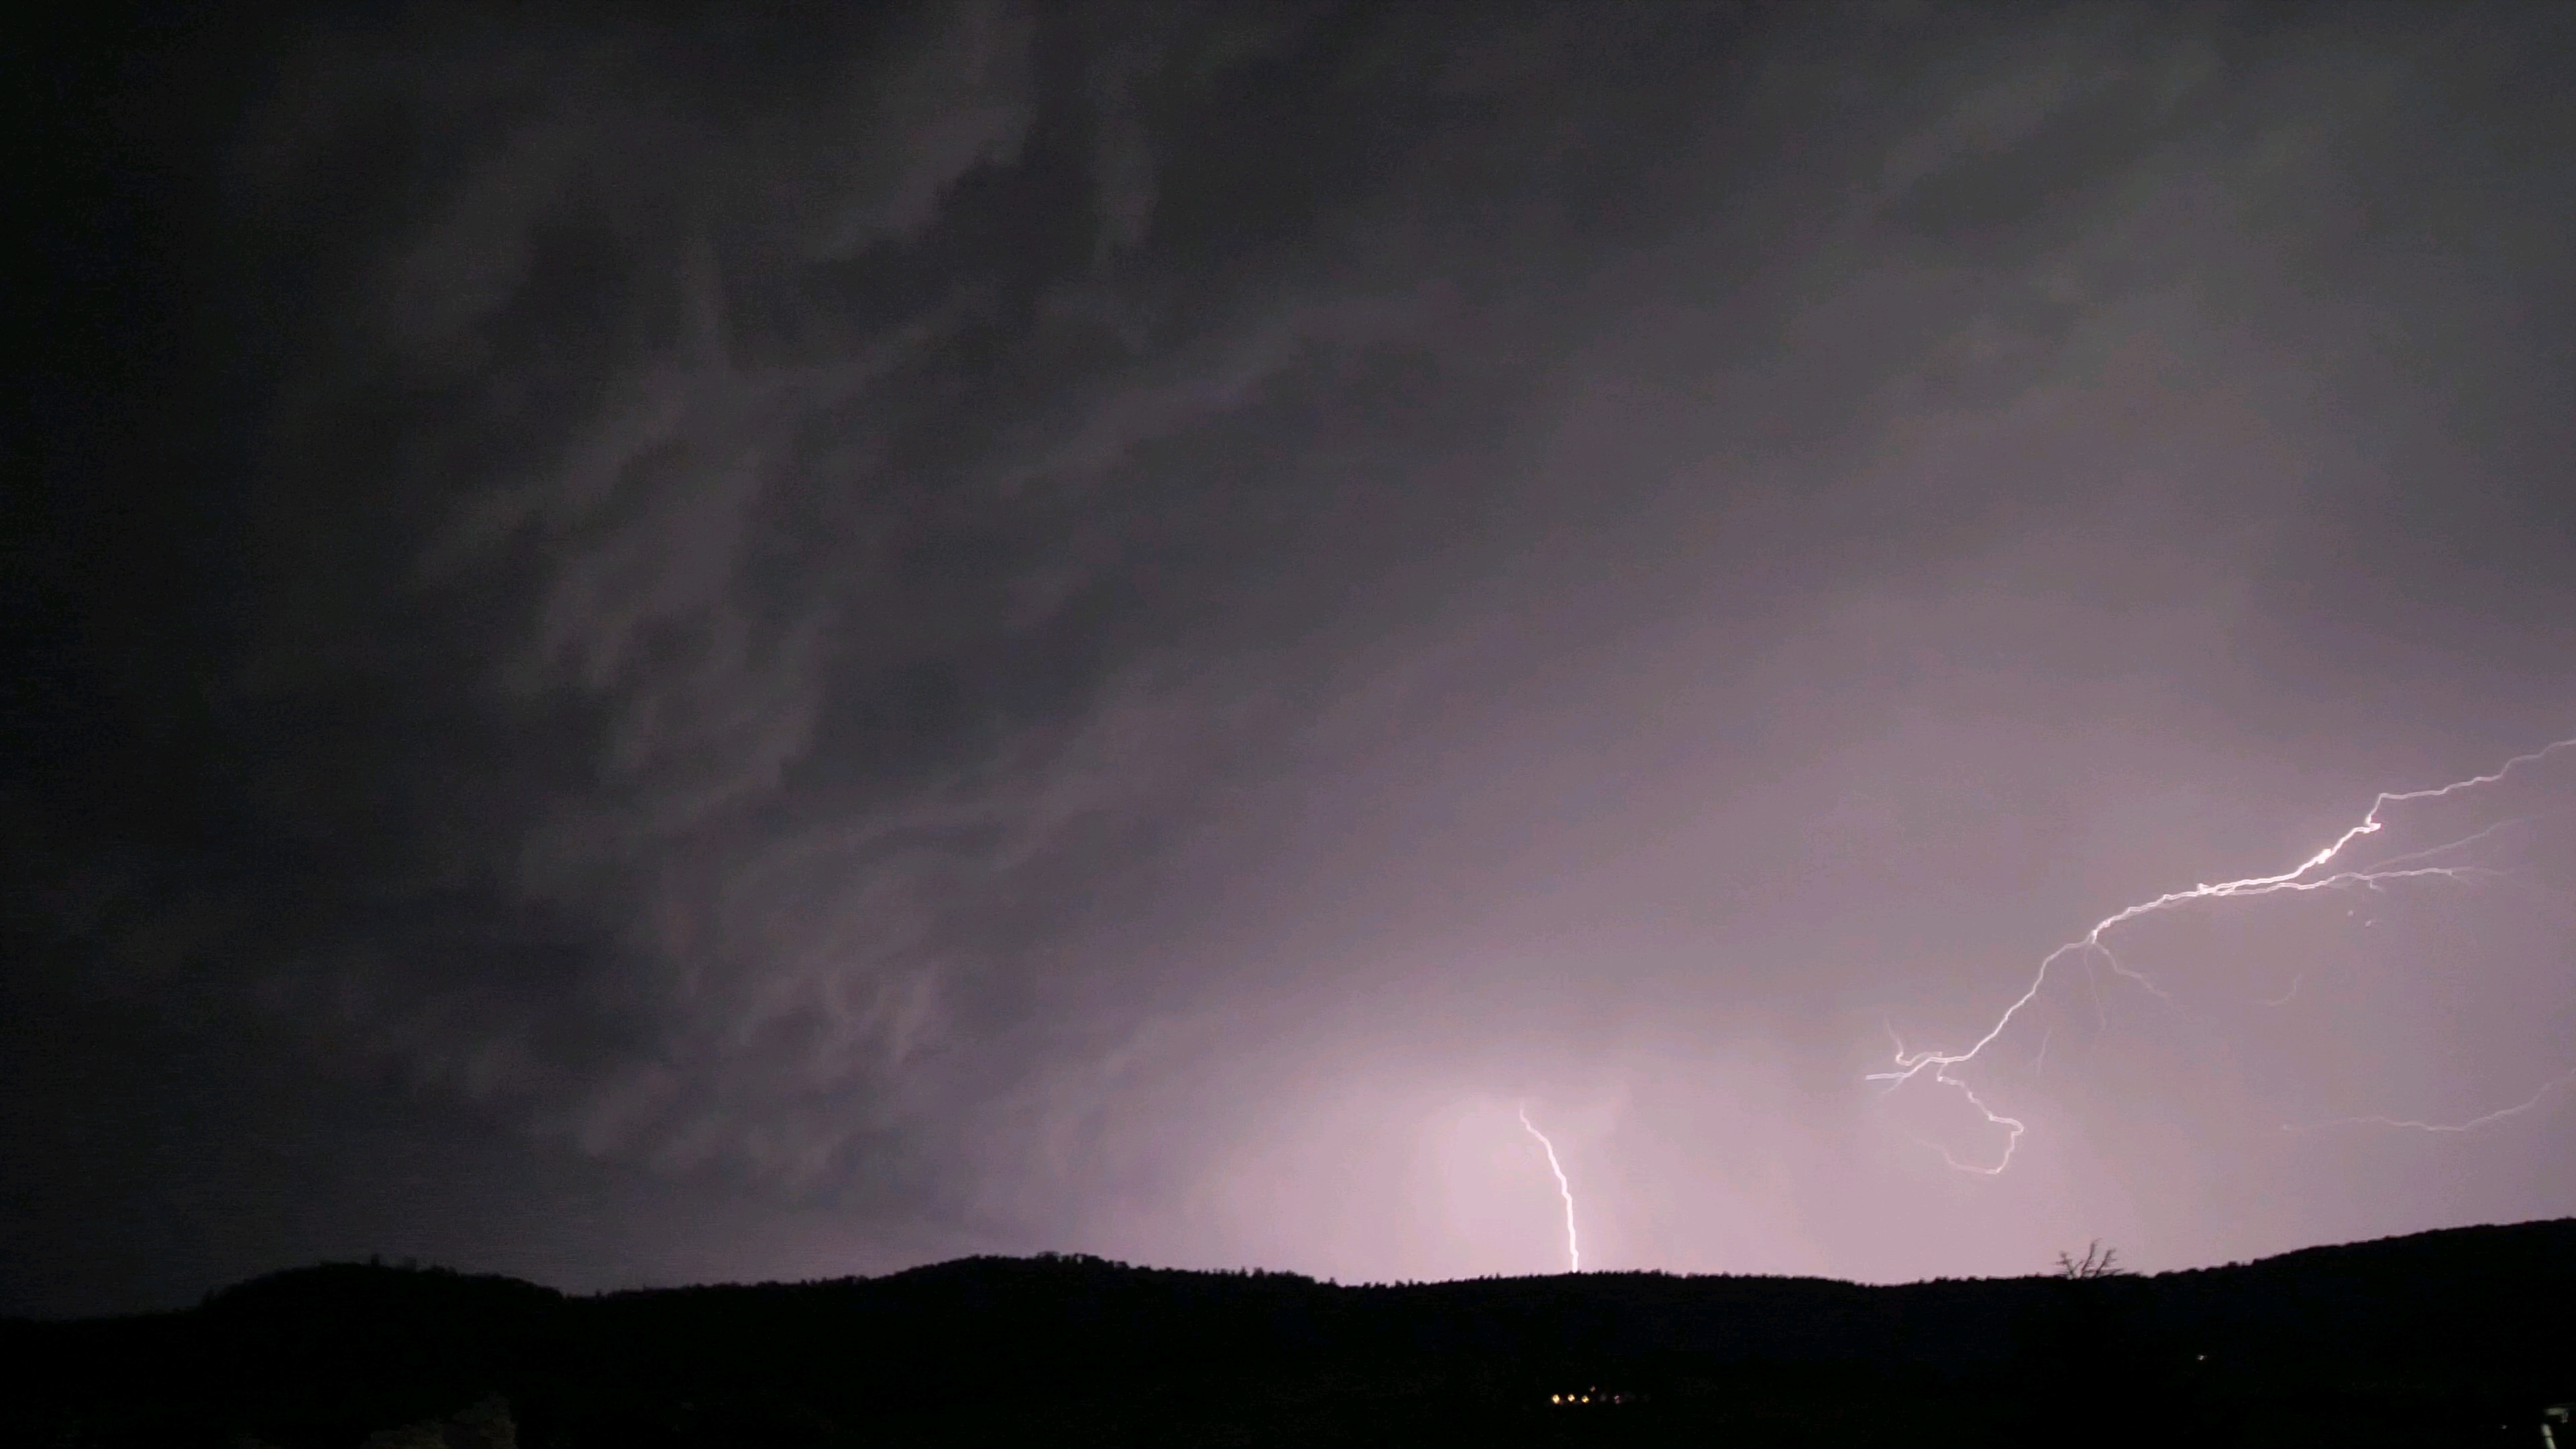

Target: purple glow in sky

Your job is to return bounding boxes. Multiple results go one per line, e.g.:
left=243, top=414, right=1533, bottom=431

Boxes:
left=7, top=1, right=2575, bottom=1316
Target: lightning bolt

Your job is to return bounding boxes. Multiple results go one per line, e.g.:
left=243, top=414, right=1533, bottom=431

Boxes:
left=1518, top=1105, right=1581, bottom=1273
left=2287, top=1063, right=2576, bottom=1134
left=1870, top=737, right=2576, bottom=1174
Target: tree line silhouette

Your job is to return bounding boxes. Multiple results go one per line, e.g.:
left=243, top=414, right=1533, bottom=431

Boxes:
left=6, top=1218, right=2570, bottom=1446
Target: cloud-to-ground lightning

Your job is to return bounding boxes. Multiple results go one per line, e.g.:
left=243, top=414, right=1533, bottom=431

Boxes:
left=1870, top=737, right=2576, bottom=1174
left=1518, top=1105, right=1581, bottom=1273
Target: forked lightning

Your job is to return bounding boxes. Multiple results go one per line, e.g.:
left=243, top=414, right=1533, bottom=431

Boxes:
left=1872, top=737, right=2576, bottom=1173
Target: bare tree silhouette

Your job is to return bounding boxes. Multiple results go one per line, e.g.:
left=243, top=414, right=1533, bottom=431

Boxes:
left=2053, top=1242, right=2131, bottom=1279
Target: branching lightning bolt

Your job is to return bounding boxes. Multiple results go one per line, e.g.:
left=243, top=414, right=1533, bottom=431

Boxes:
left=1870, top=737, right=2576, bottom=1174
left=1518, top=1105, right=1581, bottom=1273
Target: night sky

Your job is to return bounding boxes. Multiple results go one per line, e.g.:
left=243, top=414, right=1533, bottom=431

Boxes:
left=10, top=2, right=2575, bottom=1319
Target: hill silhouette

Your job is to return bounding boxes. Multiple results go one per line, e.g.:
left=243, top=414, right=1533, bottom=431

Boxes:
left=8, top=1220, right=2571, bottom=1446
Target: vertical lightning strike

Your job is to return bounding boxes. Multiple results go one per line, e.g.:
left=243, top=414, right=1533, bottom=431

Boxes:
left=1518, top=1105, right=1581, bottom=1273
left=1870, top=737, right=2576, bottom=1173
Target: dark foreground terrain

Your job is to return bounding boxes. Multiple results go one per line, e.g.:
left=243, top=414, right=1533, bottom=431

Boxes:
left=9, top=1219, right=2572, bottom=1447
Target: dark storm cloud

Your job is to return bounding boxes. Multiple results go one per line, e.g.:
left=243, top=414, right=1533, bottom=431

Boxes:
left=200, top=2, right=1326, bottom=1195
left=11, top=1, right=2575, bottom=1310
left=17, top=1, right=1764, bottom=1216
